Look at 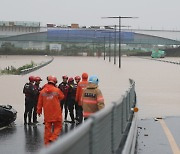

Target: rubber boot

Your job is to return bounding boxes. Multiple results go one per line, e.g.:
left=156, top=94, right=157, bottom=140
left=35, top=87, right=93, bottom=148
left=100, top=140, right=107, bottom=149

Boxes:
left=28, top=113, right=33, bottom=125
left=24, top=113, right=27, bottom=125
left=64, top=108, right=68, bottom=120
left=69, top=111, right=75, bottom=123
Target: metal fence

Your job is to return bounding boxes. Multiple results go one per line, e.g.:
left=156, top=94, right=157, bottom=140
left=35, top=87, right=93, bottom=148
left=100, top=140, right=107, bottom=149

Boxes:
left=40, top=79, right=138, bottom=154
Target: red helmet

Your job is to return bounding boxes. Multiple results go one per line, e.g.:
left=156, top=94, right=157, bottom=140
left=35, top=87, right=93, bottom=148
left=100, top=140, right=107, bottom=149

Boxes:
left=47, top=75, right=52, bottom=81
left=82, top=73, right=88, bottom=79
left=68, top=77, right=74, bottom=83
left=62, top=75, right=68, bottom=80
left=29, top=76, right=35, bottom=82
left=48, top=76, right=57, bottom=84
left=75, top=76, right=81, bottom=81
left=35, top=76, right=42, bottom=82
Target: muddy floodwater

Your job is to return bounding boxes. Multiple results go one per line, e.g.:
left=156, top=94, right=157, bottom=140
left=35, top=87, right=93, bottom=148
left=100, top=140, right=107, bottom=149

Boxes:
left=1, top=55, right=180, bottom=153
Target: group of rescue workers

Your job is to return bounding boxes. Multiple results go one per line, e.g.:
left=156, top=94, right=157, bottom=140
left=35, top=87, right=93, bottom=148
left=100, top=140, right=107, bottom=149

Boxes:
left=23, top=73, right=105, bottom=145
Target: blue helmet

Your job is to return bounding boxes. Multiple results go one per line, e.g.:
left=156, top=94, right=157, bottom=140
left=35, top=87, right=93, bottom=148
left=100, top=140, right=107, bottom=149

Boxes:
left=88, top=75, right=99, bottom=85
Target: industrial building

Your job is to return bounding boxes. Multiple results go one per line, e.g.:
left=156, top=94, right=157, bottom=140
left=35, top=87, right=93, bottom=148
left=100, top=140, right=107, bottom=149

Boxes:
left=0, top=21, right=180, bottom=52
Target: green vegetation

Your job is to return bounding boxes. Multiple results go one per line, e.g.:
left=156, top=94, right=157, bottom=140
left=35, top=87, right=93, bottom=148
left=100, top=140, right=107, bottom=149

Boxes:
left=0, top=61, right=36, bottom=75
left=0, top=42, right=59, bottom=55
left=3, top=41, right=179, bottom=57
left=0, top=42, right=105, bottom=56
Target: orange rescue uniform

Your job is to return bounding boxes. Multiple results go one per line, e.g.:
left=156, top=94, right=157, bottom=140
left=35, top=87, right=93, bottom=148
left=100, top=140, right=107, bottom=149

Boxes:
left=37, top=83, right=64, bottom=145
left=75, top=73, right=88, bottom=106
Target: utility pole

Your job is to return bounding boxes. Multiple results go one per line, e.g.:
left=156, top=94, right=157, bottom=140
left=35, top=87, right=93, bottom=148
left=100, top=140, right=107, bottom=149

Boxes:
left=114, top=25, right=116, bottom=65
left=102, top=16, right=137, bottom=68
left=109, top=32, right=111, bottom=62
left=104, top=36, right=106, bottom=60
left=101, top=30, right=113, bottom=62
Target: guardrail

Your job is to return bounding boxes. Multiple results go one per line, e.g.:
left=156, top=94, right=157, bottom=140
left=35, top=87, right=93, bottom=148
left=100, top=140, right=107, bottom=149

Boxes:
left=142, top=57, right=180, bottom=65
left=40, top=79, right=138, bottom=154
left=20, top=56, right=54, bottom=75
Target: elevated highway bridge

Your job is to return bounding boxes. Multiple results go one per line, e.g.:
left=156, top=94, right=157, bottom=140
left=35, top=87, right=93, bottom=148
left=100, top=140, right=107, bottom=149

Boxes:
left=1, top=26, right=180, bottom=51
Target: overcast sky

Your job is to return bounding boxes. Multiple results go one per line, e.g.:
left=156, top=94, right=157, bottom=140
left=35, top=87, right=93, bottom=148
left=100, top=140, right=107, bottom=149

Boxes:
left=0, top=0, right=179, bottom=30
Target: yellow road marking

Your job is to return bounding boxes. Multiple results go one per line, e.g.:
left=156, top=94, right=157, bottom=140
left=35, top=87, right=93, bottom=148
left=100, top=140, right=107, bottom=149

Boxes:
left=159, top=119, right=180, bottom=154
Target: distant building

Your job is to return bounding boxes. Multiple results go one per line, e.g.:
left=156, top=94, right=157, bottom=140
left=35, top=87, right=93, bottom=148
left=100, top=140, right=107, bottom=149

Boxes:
left=71, top=24, right=79, bottom=28
left=89, top=26, right=100, bottom=29
left=47, top=23, right=57, bottom=27
left=49, top=44, right=61, bottom=51
left=104, top=26, right=114, bottom=29
left=0, top=21, right=41, bottom=38
left=80, top=26, right=86, bottom=29
left=0, top=20, right=180, bottom=52
left=0, top=21, right=40, bottom=27
left=0, top=21, right=44, bottom=50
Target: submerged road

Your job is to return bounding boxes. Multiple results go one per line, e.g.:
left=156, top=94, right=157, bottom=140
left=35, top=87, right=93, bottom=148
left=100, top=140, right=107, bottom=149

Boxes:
left=1, top=56, right=180, bottom=153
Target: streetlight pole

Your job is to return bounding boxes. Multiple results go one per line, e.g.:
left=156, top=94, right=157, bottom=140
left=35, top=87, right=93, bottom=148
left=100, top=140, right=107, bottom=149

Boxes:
left=119, top=17, right=121, bottom=68
left=102, top=16, right=137, bottom=68
left=93, top=30, right=96, bottom=56
left=104, top=36, right=106, bottom=60
left=109, top=32, right=111, bottom=62
left=101, top=30, right=113, bottom=62
left=114, top=25, right=116, bottom=65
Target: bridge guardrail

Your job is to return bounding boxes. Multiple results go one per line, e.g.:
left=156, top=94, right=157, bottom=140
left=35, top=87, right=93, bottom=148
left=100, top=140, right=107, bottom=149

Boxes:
left=40, top=79, right=137, bottom=154
left=142, top=57, right=180, bottom=65
left=20, top=56, right=54, bottom=75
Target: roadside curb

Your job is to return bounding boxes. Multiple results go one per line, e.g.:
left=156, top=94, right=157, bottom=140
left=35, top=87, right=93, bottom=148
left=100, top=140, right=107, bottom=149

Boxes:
left=141, top=57, right=180, bottom=65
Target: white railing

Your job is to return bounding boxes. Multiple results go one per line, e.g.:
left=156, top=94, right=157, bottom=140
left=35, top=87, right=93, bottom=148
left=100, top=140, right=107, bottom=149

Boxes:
left=20, top=56, right=54, bottom=75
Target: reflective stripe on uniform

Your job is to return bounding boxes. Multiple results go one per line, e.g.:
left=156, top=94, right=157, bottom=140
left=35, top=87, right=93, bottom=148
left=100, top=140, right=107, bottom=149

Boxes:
left=83, top=112, right=93, bottom=117
left=83, top=98, right=97, bottom=104
left=42, top=92, right=59, bottom=97
left=79, top=84, right=87, bottom=87
left=97, top=96, right=104, bottom=102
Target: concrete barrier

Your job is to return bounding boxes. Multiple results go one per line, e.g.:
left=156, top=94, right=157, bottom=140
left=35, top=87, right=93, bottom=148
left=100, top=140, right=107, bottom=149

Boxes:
left=20, top=56, right=54, bottom=75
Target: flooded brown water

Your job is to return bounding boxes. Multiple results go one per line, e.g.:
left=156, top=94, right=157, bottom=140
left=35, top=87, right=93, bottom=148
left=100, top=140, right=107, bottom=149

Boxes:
left=1, top=55, right=180, bottom=122
left=1, top=55, right=180, bottom=153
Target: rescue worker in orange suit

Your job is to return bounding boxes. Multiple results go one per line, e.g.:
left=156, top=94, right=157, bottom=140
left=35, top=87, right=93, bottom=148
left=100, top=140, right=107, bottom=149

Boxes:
left=81, top=75, right=105, bottom=120
left=75, top=73, right=88, bottom=123
left=23, top=76, right=36, bottom=125
left=33, top=76, right=42, bottom=123
left=37, top=76, right=64, bottom=145
left=66, top=77, right=76, bottom=123
left=74, top=76, right=81, bottom=122
left=58, top=75, right=69, bottom=121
